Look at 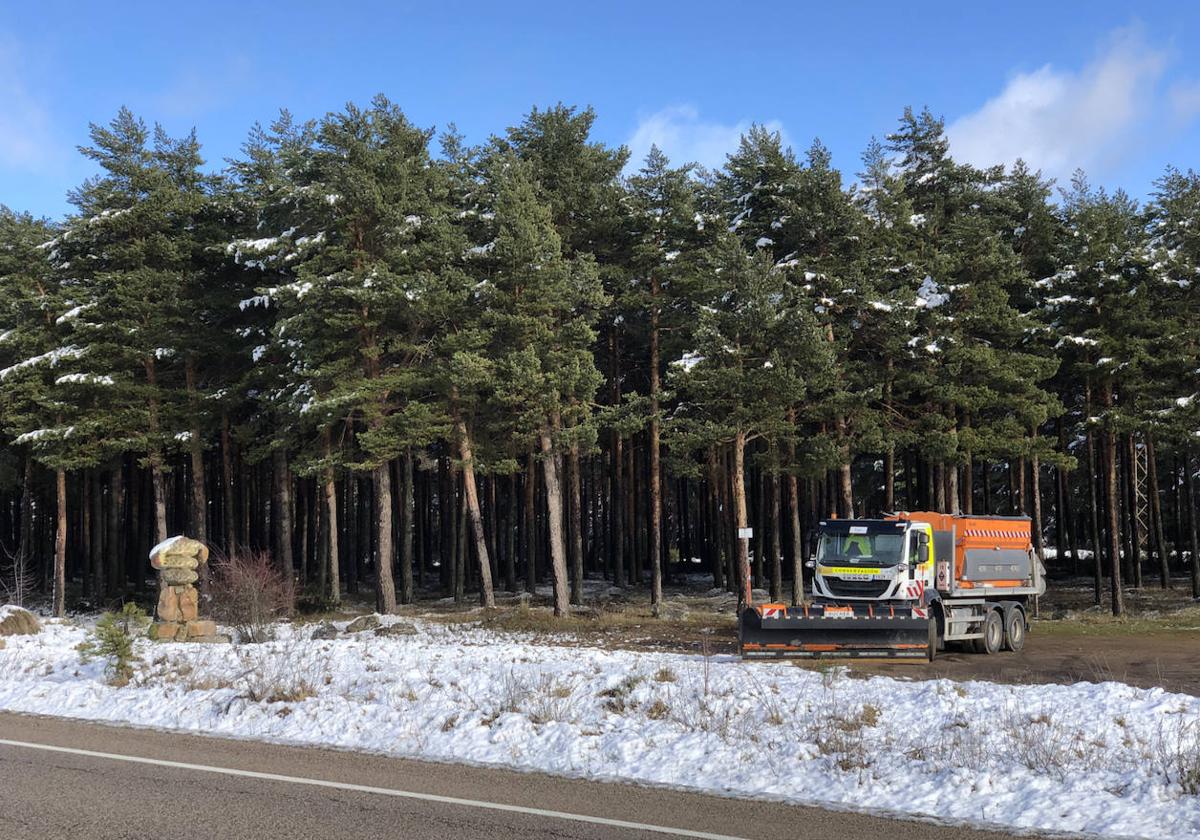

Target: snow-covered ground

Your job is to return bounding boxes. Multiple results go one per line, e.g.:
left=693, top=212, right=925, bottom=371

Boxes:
left=1, top=615, right=1198, bottom=839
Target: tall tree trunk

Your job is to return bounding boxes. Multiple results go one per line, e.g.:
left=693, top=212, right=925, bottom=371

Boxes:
left=505, top=473, right=518, bottom=592
left=1030, top=430, right=1044, bottom=566
left=105, top=462, right=123, bottom=598
left=1186, top=451, right=1199, bottom=599
left=733, top=431, right=752, bottom=609
left=1101, top=384, right=1124, bottom=616
left=321, top=428, right=340, bottom=605
left=454, top=474, right=466, bottom=603
left=981, top=460, right=992, bottom=514
left=1085, top=429, right=1103, bottom=604
left=961, top=413, right=973, bottom=515
left=627, top=442, right=641, bottom=584
left=769, top=472, right=782, bottom=601
left=143, top=358, right=169, bottom=545
left=612, top=435, right=626, bottom=588
left=373, top=462, right=397, bottom=613
left=836, top=416, right=853, bottom=518
left=785, top=416, right=804, bottom=606
left=1016, top=458, right=1027, bottom=517
left=14, top=457, right=35, bottom=607
left=346, top=478, right=362, bottom=595
left=648, top=279, right=664, bottom=610
left=297, top=480, right=309, bottom=585
left=568, top=443, right=585, bottom=606
left=948, top=461, right=960, bottom=515
left=53, top=468, right=67, bottom=618
left=706, top=449, right=725, bottom=591
left=1060, top=422, right=1080, bottom=573
left=524, top=453, right=537, bottom=594
left=454, top=412, right=495, bottom=609
left=933, top=463, right=945, bottom=513
left=272, top=448, right=294, bottom=576
left=400, top=451, right=415, bottom=604
left=184, top=360, right=208, bottom=542
left=754, top=467, right=766, bottom=588
left=539, top=431, right=569, bottom=616
left=220, top=415, right=236, bottom=553
left=790, top=475, right=806, bottom=606
left=438, top=451, right=453, bottom=594
left=89, top=469, right=103, bottom=600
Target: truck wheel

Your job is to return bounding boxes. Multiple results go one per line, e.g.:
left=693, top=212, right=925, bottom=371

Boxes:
left=977, top=609, right=1003, bottom=655
left=927, top=617, right=938, bottom=662
left=1003, top=608, right=1026, bottom=652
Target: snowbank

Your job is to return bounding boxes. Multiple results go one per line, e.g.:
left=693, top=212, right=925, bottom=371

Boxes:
left=0, top=617, right=1197, bottom=838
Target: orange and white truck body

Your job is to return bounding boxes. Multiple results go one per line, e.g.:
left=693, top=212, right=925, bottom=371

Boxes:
left=740, top=512, right=1044, bottom=660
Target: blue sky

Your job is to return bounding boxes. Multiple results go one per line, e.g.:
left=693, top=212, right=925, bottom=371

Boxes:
left=3, top=1, right=1199, bottom=219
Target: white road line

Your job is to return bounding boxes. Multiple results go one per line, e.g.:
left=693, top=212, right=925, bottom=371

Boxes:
left=0, top=737, right=747, bottom=840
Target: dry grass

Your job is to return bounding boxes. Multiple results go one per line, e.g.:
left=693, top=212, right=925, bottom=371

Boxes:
left=598, top=675, right=645, bottom=715
left=646, top=698, right=670, bottom=720
left=429, top=601, right=730, bottom=636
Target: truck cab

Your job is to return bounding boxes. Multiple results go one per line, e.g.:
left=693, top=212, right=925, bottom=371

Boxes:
left=812, top=519, right=935, bottom=605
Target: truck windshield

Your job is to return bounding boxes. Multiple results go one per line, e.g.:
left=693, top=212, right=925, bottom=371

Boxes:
left=816, top=528, right=905, bottom=566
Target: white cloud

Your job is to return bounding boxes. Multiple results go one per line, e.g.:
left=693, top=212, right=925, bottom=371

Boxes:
left=626, top=105, right=789, bottom=172
left=1169, top=80, right=1200, bottom=124
left=947, top=28, right=1182, bottom=180
left=0, top=36, right=58, bottom=170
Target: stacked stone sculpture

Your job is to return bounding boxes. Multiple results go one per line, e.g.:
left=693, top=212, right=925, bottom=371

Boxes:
left=148, top=536, right=223, bottom=642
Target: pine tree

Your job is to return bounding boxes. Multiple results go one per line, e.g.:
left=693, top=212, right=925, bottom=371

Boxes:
left=0, top=209, right=111, bottom=615
left=889, top=108, right=1059, bottom=520
left=1146, top=167, right=1200, bottom=594
left=855, top=138, right=920, bottom=511
left=625, top=145, right=708, bottom=611
left=1049, top=173, right=1155, bottom=614
left=669, top=232, right=831, bottom=606
left=499, top=104, right=626, bottom=599
left=483, top=158, right=607, bottom=616
left=240, top=97, right=453, bottom=611
left=55, top=109, right=211, bottom=546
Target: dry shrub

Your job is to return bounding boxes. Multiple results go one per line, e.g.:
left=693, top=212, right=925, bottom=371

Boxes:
left=1154, top=716, right=1200, bottom=795
left=1000, top=708, right=1106, bottom=781
left=809, top=704, right=883, bottom=771
left=489, top=671, right=578, bottom=724
left=210, top=551, right=294, bottom=643
left=233, top=647, right=319, bottom=703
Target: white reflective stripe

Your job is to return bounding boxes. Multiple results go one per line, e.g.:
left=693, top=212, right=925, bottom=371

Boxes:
left=0, top=738, right=748, bottom=840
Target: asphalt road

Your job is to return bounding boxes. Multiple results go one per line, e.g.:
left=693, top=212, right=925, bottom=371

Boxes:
left=0, top=712, right=1024, bottom=840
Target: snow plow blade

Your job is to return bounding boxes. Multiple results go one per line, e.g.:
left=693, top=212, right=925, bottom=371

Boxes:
left=738, top=605, right=932, bottom=660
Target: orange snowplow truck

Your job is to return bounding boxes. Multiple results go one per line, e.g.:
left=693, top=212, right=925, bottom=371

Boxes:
left=739, top=512, right=1045, bottom=661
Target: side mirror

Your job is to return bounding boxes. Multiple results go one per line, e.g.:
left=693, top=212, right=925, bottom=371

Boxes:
left=918, top=533, right=930, bottom=546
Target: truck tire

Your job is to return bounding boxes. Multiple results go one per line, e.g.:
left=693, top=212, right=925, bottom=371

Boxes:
left=975, top=609, right=1003, bottom=655
left=927, top=617, right=938, bottom=662
left=1003, top=607, right=1026, bottom=652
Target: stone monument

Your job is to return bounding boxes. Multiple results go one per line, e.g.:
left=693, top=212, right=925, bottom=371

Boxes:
left=148, top=536, right=223, bottom=642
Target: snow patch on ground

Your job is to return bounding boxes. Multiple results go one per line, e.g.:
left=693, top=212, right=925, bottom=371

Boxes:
left=0, top=618, right=1197, bottom=839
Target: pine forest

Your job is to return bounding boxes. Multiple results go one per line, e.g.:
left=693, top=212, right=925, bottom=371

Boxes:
left=2, top=99, right=1198, bottom=620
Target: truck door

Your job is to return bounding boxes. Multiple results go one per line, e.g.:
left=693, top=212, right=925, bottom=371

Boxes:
left=905, top=527, right=935, bottom=597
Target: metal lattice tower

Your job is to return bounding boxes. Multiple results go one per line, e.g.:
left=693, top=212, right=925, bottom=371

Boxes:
left=1133, top=440, right=1150, bottom=550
